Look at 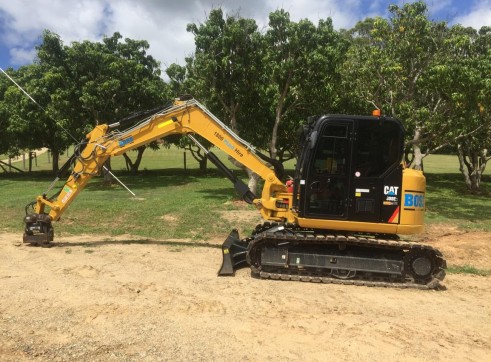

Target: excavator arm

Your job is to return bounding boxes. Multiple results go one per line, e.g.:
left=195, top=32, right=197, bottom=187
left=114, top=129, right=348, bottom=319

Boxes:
left=23, top=98, right=292, bottom=271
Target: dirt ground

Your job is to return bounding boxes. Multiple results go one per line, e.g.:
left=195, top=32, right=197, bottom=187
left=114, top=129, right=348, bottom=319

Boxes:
left=1, top=225, right=490, bottom=362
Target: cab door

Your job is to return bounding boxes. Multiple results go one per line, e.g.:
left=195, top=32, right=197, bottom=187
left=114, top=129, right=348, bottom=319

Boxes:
left=349, top=119, right=404, bottom=223
left=301, top=121, right=352, bottom=219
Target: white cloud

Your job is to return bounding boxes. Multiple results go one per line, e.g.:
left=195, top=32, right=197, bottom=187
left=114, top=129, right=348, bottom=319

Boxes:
left=256, top=0, right=366, bottom=29
left=0, top=0, right=389, bottom=69
left=0, top=0, right=106, bottom=45
left=453, top=0, right=491, bottom=28
left=9, top=47, right=36, bottom=65
left=104, top=0, right=196, bottom=68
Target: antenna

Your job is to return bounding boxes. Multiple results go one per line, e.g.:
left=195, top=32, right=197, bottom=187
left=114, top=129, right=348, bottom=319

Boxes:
left=0, top=67, right=136, bottom=197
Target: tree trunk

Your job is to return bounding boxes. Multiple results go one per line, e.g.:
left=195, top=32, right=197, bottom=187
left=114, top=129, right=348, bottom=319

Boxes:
left=103, top=158, right=112, bottom=184
left=186, top=144, right=208, bottom=173
left=270, top=112, right=281, bottom=160
left=28, top=151, right=33, bottom=172
left=246, top=168, right=260, bottom=196
left=52, top=150, right=60, bottom=173
left=199, top=157, right=208, bottom=173
left=122, top=146, right=146, bottom=174
left=225, top=105, right=258, bottom=192
left=457, top=143, right=488, bottom=192
left=270, top=71, right=292, bottom=160
left=409, top=127, right=425, bottom=171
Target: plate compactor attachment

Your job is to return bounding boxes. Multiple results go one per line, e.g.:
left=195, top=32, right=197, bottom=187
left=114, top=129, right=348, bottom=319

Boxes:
left=23, top=213, right=54, bottom=246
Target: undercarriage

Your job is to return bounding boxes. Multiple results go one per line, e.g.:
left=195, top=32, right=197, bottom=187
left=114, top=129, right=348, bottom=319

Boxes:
left=219, top=222, right=446, bottom=290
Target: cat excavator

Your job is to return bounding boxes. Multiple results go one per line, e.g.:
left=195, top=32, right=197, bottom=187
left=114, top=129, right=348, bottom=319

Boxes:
left=23, top=96, right=446, bottom=289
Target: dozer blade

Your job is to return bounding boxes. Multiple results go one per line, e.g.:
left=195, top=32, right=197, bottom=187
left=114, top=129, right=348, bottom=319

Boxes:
left=218, top=229, right=249, bottom=276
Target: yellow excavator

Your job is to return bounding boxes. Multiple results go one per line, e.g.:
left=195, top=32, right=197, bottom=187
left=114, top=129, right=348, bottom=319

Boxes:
left=23, top=96, right=446, bottom=289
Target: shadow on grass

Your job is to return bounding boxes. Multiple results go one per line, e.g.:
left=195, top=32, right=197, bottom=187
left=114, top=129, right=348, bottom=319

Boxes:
left=0, top=168, right=236, bottom=189
left=425, top=173, right=491, bottom=222
left=195, top=187, right=239, bottom=199
left=40, top=238, right=222, bottom=249
left=86, top=169, right=216, bottom=190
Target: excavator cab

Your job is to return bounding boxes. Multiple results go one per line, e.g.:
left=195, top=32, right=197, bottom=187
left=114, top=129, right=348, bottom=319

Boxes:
left=293, top=115, right=404, bottom=225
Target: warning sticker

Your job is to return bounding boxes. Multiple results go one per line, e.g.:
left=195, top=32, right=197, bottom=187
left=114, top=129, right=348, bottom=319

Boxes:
left=61, top=187, right=73, bottom=204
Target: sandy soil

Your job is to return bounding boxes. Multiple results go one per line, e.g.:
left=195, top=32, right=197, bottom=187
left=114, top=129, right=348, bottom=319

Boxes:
left=1, top=226, right=490, bottom=362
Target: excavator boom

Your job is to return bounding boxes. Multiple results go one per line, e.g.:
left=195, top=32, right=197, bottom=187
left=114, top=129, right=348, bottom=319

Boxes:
left=24, top=98, right=290, bottom=226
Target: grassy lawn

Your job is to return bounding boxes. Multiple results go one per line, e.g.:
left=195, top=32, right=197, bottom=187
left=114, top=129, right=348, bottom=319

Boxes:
left=1, top=150, right=490, bottom=275
left=0, top=168, right=257, bottom=241
left=1, top=147, right=254, bottom=240
left=423, top=154, right=491, bottom=231
left=1, top=151, right=490, bottom=239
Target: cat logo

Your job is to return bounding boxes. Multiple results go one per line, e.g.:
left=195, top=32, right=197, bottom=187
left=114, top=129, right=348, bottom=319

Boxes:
left=384, top=186, right=399, bottom=195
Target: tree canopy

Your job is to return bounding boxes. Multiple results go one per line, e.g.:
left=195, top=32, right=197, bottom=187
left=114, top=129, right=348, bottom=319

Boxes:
left=0, top=1, right=489, bottom=191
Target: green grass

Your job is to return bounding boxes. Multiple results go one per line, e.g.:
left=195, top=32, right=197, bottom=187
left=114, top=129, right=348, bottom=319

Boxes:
left=2, top=151, right=489, bottom=277
left=422, top=154, right=460, bottom=174
left=0, top=168, right=258, bottom=241
left=423, top=154, right=491, bottom=231
left=447, top=265, right=491, bottom=276
left=425, top=173, right=491, bottom=231
left=1, top=152, right=490, bottom=240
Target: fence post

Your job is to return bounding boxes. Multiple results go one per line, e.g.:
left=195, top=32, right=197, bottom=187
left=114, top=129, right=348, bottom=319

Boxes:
left=183, top=151, right=187, bottom=171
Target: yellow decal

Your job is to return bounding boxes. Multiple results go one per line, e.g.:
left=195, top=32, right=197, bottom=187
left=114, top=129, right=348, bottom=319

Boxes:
left=223, top=248, right=229, bottom=255
left=158, top=120, right=174, bottom=128
left=355, top=192, right=361, bottom=197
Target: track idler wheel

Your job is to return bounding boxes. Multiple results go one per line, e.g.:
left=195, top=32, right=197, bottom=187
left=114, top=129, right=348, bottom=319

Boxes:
left=404, top=248, right=437, bottom=283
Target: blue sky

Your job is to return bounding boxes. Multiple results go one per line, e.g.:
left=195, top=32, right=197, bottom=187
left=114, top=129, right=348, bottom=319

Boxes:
left=0, top=0, right=489, bottom=72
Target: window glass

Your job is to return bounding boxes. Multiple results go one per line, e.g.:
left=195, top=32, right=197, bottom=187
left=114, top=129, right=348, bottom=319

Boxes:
left=354, top=121, right=401, bottom=177
left=308, top=124, right=349, bottom=216
left=312, top=125, right=348, bottom=175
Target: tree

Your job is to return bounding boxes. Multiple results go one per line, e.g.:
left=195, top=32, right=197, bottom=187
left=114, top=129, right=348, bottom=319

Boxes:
left=262, top=11, right=346, bottom=161
left=1, top=64, right=59, bottom=166
left=186, top=9, right=264, bottom=136
left=430, top=25, right=491, bottom=191
left=186, top=9, right=266, bottom=190
left=341, top=1, right=449, bottom=170
left=0, top=69, right=13, bottom=156
left=30, top=31, right=169, bottom=172
left=166, top=63, right=187, bottom=96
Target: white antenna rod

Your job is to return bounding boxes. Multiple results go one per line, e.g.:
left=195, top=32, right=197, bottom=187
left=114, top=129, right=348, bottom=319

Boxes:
left=103, top=166, right=136, bottom=197
left=0, top=67, right=43, bottom=109
left=1, top=67, right=136, bottom=197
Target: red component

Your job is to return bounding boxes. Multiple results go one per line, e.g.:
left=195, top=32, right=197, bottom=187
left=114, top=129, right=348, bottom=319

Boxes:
left=388, top=206, right=400, bottom=223
left=286, top=180, right=294, bottom=193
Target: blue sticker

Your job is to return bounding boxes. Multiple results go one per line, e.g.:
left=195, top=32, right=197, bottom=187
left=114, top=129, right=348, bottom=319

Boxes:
left=404, top=193, right=424, bottom=208
left=119, top=136, right=134, bottom=147
left=223, top=139, right=235, bottom=150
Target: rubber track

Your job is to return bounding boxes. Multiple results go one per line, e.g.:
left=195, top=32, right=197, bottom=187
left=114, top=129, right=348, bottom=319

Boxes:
left=258, top=271, right=441, bottom=290
left=248, top=225, right=446, bottom=290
